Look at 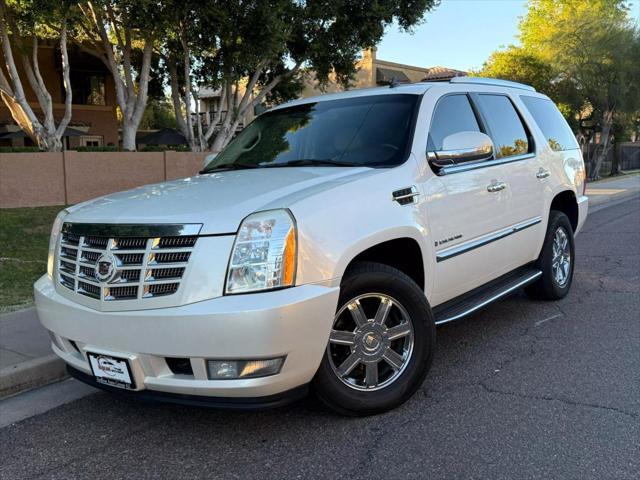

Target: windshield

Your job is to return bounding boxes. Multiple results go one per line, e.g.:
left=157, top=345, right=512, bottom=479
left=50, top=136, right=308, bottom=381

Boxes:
left=202, top=94, right=419, bottom=172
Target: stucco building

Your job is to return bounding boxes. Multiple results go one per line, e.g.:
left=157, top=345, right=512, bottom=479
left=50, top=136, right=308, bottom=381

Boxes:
left=0, top=44, right=119, bottom=149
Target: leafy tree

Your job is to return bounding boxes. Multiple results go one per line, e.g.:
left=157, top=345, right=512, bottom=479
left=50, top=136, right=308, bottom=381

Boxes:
left=478, top=46, right=581, bottom=129
left=74, top=0, right=168, bottom=150
left=160, top=0, right=209, bottom=151
left=0, top=0, right=74, bottom=151
left=480, top=46, right=554, bottom=94
left=162, top=0, right=438, bottom=152
left=480, top=0, right=639, bottom=179
left=139, top=96, right=177, bottom=130
left=521, top=0, right=639, bottom=178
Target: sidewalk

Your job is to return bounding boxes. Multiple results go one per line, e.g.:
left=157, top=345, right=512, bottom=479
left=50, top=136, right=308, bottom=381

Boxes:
left=1, top=173, right=638, bottom=398
left=0, top=308, right=66, bottom=397
left=585, top=171, right=640, bottom=209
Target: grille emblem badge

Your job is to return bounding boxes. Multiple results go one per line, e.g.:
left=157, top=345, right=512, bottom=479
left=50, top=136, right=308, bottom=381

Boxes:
left=95, top=254, right=117, bottom=283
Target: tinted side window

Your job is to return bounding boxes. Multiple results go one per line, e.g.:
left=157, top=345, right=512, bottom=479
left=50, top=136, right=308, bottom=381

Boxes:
left=521, top=96, right=578, bottom=151
left=428, top=95, right=480, bottom=151
left=476, top=95, right=530, bottom=158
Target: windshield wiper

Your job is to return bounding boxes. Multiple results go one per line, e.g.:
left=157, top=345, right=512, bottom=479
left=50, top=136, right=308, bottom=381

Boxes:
left=200, top=158, right=363, bottom=174
left=199, top=162, right=257, bottom=174
left=259, top=159, right=362, bottom=168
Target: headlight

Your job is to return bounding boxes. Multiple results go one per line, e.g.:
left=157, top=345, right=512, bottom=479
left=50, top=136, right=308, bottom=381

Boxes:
left=225, top=209, right=297, bottom=294
left=47, top=210, right=68, bottom=278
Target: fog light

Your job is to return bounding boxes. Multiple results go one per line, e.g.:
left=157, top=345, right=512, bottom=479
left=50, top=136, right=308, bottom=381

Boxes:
left=207, top=357, right=285, bottom=380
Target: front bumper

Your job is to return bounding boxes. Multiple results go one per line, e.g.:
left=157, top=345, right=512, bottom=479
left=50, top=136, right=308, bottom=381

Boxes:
left=66, top=366, right=309, bottom=409
left=35, top=276, right=339, bottom=399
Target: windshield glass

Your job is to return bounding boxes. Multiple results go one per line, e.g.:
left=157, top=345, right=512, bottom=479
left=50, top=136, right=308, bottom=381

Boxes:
left=202, top=94, right=419, bottom=172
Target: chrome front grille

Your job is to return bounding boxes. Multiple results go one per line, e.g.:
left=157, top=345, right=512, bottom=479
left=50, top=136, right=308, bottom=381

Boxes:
left=56, top=223, right=201, bottom=303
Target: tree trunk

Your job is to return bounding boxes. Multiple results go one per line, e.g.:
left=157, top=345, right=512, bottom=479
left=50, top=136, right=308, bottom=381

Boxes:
left=168, top=58, right=188, bottom=139
left=208, top=62, right=302, bottom=152
left=55, top=22, right=73, bottom=140
left=0, top=4, right=71, bottom=152
left=610, top=143, right=621, bottom=176
left=209, top=81, right=235, bottom=152
left=0, top=90, right=37, bottom=139
left=209, top=121, right=234, bottom=152
left=588, top=110, right=614, bottom=181
left=39, top=134, right=63, bottom=152
left=121, top=122, right=137, bottom=151
left=193, top=89, right=205, bottom=151
left=83, top=4, right=153, bottom=152
left=0, top=2, right=41, bottom=145
left=180, top=38, right=199, bottom=152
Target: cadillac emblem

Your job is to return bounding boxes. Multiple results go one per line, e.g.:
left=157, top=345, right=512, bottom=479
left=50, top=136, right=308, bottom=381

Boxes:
left=95, top=253, right=117, bottom=283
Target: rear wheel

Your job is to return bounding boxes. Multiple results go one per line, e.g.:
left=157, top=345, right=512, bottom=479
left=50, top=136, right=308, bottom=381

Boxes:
left=313, top=262, right=435, bottom=416
left=526, top=210, right=575, bottom=300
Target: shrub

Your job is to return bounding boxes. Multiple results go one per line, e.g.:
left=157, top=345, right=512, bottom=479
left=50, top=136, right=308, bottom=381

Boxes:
left=0, top=146, right=42, bottom=153
left=140, top=145, right=190, bottom=152
left=74, top=146, right=119, bottom=152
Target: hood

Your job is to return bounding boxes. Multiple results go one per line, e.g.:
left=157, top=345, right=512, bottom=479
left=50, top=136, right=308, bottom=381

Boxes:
left=65, top=167, right=374, bottom=234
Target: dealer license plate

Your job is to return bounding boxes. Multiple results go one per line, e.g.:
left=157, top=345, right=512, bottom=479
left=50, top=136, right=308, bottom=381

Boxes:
left=87, top=353, right=135, bottom=390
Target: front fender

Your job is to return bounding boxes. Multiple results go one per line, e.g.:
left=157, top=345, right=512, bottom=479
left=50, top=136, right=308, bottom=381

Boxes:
left=289, top=166, right=433, bottom=297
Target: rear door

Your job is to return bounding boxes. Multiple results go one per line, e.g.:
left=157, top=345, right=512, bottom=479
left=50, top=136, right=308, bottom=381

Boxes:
left=471, top=93, right=545, bottom=268
left=422, top=94, right=513, bottom=305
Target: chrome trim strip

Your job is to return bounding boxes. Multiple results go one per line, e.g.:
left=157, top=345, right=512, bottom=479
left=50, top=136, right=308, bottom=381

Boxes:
left=436, top=216, right=542, bottom=262
left=449, top=76, right=536, bottom=92
left=431, top=145, right=493, bottom=165
left=435, top=270, right=542, bottom=325
left=438, top=153, right=535, bottom=176
left=393, top=192, right=420, bottom=201
left=392, top=186, right=420, bottom=205
left=62, top=223, right=203, bottom=238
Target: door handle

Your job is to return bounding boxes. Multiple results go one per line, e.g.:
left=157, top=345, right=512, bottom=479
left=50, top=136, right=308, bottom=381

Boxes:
left=487, top=181, right=507, bottom=193
left=536, top=168, right=551, bottom=179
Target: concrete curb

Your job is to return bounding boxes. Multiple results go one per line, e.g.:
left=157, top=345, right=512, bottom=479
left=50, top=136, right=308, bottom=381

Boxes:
left=0, top=354, right=67, bottom=399
left=588, top=190, right=640, bottom=213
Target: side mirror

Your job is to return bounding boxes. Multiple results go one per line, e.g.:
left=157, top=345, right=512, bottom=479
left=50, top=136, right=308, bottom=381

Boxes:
left=428, top=131, right=494, bottom=168
left=203, top=152, right=217, bottom=169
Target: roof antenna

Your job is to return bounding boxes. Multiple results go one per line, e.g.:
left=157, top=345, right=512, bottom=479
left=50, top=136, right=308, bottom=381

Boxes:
left=389, top=77, right=400, bottom=88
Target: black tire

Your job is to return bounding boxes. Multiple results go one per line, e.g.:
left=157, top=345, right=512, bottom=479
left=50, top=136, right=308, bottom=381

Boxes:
left=312, top=261, right=435, bottom=416
left=525, top=210, right=575, bottom=300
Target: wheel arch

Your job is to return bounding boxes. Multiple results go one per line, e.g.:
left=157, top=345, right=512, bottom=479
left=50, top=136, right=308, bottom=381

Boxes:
left=339, top=234, right=427, bottom=292
left=549, top=190, right=578, bottom=232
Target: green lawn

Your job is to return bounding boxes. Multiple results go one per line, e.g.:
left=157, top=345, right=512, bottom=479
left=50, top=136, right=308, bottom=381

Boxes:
left=0, top=206, right=64, bottom=312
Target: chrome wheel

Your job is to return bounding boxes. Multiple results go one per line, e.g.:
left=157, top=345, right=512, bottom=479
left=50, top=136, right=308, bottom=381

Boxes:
left=552, top=227, right=571, bottom=287
left=327, top=293, right=414, bottom=391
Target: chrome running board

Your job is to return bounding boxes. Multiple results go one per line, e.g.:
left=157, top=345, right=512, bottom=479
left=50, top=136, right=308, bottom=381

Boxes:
left=433, top=266, right=542, bottom=326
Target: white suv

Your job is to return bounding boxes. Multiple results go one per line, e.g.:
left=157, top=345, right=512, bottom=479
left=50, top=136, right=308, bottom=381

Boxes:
left=35, top=77, right=588, bottom=415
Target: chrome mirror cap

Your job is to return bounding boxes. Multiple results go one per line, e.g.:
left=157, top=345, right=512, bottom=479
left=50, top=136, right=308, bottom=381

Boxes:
left=428, top=131, right=494, bottom=167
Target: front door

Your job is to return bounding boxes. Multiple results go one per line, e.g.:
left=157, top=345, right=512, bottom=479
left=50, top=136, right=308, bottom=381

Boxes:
left=420, top=94, right=514, bottom=306
left=426, top=165, right=513, bottom=305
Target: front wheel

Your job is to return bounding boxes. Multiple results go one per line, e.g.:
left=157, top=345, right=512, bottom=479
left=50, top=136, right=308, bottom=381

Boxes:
left=526, top=210, right=575, bottom=300
left=313, top=262, right=435, bottom=416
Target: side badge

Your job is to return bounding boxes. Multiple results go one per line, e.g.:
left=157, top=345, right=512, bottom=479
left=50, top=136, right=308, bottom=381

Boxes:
left=435, top=234, right=462, bottom=247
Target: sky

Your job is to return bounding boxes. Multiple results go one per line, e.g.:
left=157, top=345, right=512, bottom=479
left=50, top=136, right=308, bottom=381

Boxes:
left=377, top=0, right=640, bottom=72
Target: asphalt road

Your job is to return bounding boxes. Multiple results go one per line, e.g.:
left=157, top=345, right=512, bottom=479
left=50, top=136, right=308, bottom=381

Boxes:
left=1, top=197, right=639, bottom=480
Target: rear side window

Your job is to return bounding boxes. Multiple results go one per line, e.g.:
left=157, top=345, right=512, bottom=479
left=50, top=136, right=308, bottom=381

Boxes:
left=475, top=94, right=530, bottom=158
left=521, top=96, right=578, bottom=151
left=428, top=95, right=480, bottom=151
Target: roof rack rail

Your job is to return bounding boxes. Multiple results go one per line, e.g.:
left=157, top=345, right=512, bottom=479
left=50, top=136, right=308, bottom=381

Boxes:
left=450, top=77, right=536, bottom=92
